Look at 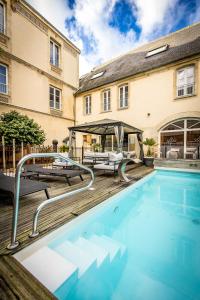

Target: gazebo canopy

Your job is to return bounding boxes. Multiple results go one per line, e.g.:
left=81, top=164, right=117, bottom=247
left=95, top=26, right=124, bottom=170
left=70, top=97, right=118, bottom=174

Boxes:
left=68, top=119, right=142, bottom=135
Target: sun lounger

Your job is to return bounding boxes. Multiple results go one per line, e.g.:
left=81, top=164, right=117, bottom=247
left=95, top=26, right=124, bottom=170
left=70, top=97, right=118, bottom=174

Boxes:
left=52, top=152, right=80, bottom=168
left=0, top=172, right=50, bottom=204
left=93, top=153, right=123, bottom=177
left=24, top=165, right=84, bottom=186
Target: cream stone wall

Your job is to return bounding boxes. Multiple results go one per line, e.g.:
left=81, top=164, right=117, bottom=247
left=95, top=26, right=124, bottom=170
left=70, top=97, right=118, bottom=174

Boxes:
left=75, top=57, right=200, bottom=150
left=0, top=103, right=72, bottom=145
left=0, top=0, right=79, bottom=145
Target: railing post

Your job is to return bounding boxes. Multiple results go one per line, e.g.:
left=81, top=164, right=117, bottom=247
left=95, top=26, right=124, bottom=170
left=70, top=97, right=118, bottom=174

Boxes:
left=2, top=136, right=6, bottom=171
left=13, top=139, right=16, bottom=171
left=21, top=141, right=24, bottom=158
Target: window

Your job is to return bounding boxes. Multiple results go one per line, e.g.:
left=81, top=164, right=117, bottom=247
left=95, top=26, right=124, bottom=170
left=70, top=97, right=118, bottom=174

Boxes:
left=159, top=118, right=200, bottom=160
left=119, top=84, right=128, bottom=108
left=91, top=71, right=104, bottom=79
left=146, top=45, right=168, bottom=57
left=176, top=65, right=195, bottom=97
left=85, top=95, right=91, bottom=115
left=49, top=86, right=61, bottom=110
left=102, top=89, right=111, bottom=112
left=0, top=1, right=5, bottom=34
left=0, top=63, right=7, bottom=94
left=50, top=40, right=60, bottom=67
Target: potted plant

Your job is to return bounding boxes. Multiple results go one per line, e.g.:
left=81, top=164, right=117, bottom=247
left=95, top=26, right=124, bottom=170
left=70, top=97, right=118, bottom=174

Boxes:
left=91, top=143, right=101, bottom=152
left=59, top=144, right=69, bottom=153
left=143, top=138, right=157, bottom=167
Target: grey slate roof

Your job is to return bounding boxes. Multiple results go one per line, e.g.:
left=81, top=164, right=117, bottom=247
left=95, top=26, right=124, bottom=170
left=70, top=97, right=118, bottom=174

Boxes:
left=69, top=119, right=142, bottom=135
left=76, top=24, right=200, bottom=95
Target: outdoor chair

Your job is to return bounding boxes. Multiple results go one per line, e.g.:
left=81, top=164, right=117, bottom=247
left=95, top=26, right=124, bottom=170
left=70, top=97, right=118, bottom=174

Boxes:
left=0, top=171, right=50, bottom=205
left=93, top=152, right=123, bottom=177
left=166, top=148, right=180, bottom=159
left=93, top=154, right=142, bottom=177
left=83, top=151, right=111, bottom=166
left=185, top=147, right=198, bottom=159
left=24, top=165, right=84, bottom=186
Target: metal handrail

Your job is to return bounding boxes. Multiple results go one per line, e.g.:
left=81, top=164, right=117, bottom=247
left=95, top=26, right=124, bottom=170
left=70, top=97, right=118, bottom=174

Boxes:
left=7, top=153, right=95, bottom=250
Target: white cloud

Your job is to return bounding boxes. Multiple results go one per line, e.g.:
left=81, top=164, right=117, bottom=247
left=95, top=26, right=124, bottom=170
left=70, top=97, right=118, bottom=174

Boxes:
left=131, top=0, right=178, bottom=38
left=26, top=0, right=72, bottom=34
left=26, top=0, right=198, bottom=75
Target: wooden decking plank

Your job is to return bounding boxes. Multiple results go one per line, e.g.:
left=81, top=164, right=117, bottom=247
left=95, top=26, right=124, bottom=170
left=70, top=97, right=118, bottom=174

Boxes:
left=0, top=256, right=56, bottom=300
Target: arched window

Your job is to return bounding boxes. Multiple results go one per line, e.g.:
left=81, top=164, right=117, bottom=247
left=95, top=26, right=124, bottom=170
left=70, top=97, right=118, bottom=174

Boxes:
left=159, top=118, right=200, bottom=159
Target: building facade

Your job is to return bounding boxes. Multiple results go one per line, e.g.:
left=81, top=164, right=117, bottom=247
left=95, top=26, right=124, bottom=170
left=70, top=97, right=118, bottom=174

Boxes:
left=75, top=23, right=200, bottom=159
left=0, top=0, right=80, bottom=145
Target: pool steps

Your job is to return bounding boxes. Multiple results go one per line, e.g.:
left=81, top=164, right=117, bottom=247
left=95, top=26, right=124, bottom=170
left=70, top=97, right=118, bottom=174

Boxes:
left=21, top=247, right=78, bottom=292
left=54, top=240, right=96, bottom=276
left=20, top=235, right=126, bottom=294
left=74, top=237, right=108, bottom=266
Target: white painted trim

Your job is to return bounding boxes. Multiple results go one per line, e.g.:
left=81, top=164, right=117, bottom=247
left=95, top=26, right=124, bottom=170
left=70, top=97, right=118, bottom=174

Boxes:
left=0, top=0, right=5, bottom=34
left=0, top=63, right=8, bottom=94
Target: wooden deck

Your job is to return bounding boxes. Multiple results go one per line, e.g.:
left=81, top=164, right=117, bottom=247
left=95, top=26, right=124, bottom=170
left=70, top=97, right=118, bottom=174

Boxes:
left=0, top=165, right=152, bottom=299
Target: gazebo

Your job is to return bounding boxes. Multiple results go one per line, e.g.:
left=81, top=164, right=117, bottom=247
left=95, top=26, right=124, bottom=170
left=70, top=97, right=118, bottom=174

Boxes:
left=68, top=119, right=144, bottom=159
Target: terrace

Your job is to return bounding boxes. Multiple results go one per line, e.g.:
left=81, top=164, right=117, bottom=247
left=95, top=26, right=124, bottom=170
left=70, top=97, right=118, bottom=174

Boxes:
left=0, top=164, right=152, bottom=298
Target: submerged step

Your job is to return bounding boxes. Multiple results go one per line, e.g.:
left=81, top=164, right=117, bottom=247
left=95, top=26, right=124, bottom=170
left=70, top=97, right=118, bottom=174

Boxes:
left=54, top=240, right=97, bottom=276
left=74, top=237, right=109, bottom=266
left=21, top=247, right=77, bottom=292
left=90, top=235, right=121, bottom=261
left=102, top=235, right=126, bottom=255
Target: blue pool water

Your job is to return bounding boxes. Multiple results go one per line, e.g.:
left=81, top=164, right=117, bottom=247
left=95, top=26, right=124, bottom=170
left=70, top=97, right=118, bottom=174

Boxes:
left=49, top=170, right=200, bottom=300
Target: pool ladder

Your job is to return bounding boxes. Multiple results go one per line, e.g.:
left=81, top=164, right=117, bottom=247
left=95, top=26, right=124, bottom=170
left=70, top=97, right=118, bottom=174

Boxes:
left=7, top=153, right=95, bottom=250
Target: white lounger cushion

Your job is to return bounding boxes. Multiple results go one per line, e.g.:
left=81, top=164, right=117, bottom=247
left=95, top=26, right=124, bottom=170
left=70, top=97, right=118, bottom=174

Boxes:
left=94, top=163, right=118, bottom=171
left=109, top=153, right=123, bottom=161
left=53, top=152, right=72, bottom=167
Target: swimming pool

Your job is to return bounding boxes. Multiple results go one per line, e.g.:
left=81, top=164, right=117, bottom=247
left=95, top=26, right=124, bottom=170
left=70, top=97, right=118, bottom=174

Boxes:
left=15, top=170, right=200, bottom=300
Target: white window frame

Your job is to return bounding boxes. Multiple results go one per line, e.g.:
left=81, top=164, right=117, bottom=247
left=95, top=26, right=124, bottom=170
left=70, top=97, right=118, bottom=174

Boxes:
left=159, top=118, right=200, bottom=159
left=102, top=89, right=111, bottom=112
left=0, top=63, right=8, bottom=94
left=146, top=45, right=168, bottom=57
left=85, top=95, right=91, bottom=115
left=50, top=40, right=60, bottom=67
left=119, top=84, right=128, bottom=108
left=176, top=65, right=195, bottom=97
left=0, top=0, right=5, bottom=34
left=49, top=86, right=61, bottom=110
left=91, top=71, right=104, bottom=79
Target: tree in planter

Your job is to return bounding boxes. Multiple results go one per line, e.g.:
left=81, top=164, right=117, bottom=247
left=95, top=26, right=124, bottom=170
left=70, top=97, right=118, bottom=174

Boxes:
left=143, top=138, right=157, bottom=157
left=0, top=111, right=45, bottom=145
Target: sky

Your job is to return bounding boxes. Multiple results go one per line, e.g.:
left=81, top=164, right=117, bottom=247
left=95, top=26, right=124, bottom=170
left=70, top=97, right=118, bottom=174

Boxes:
left=27, top=0, right=200, bottom=75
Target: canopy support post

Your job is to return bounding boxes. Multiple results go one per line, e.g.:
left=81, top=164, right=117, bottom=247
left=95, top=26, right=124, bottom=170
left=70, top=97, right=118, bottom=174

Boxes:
left=137, top=132, right=144, bottom=161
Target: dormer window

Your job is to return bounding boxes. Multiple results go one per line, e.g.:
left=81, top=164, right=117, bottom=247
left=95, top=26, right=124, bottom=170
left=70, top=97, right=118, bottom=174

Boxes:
left=91, top=71, right=104, bottom=79
left=0, top=1, right=5, bottom=34
left=146, top=45, right=168, bottom=58
left=50, top=40, right=60, bottom=67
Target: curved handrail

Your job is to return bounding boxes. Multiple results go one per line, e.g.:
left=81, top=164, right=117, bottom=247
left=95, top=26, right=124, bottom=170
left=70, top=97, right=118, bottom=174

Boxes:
left=118, top=158, right=136, bottom=183
left=7, top=153, right=94, bottom=250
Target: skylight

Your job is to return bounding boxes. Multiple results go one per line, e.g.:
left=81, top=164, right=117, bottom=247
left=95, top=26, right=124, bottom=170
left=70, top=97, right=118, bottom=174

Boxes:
left=146, top=44, right=169, bottom=58
left=91, top=71, right=104, bottom=79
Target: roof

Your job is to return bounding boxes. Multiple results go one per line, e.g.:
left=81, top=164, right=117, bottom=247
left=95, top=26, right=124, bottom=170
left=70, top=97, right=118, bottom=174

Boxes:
left=76, top=22, right=200, bottom=95
left=69, top=119, right=142, bottom=135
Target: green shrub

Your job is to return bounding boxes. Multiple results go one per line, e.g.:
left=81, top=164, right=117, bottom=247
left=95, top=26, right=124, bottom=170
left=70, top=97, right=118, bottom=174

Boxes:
left=0, top=111, right=46, bottom=145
